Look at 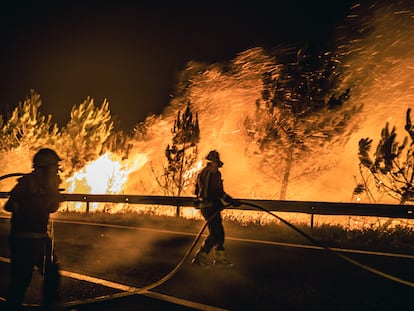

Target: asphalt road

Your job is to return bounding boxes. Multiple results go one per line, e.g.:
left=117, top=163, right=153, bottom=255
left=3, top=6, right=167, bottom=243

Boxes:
left=1, top=216, right=414, bottom=310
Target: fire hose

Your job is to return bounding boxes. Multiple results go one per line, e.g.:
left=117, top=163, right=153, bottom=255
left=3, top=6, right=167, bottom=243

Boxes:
left=35, top=200, right=414, bottom=309
left=0, top=172, right=26, bottom=181
left=0, top=172, right=222, bottom=308
left=63, top=199, right=414, bottom=310
left=63, top=205, right=226, bottom=308
left=241, top=201, right=414, bottom=288
left=1, top=170, right=413, bottom=309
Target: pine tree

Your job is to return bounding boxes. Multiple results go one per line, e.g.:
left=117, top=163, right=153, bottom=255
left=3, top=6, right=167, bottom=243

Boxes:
left=354, top=108, right=414, bottom=204
left=0, top=90, right=61, bottom=180
left=59, top=97, right=113, bottom=176
left=0, top=90, right=60, bottom=152
left=153, top=103, right=200, bottom=214
left=245, top=48, right=363, bottom=199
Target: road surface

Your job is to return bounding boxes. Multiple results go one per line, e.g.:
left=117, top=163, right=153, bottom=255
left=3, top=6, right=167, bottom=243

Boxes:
left=1, top=216, right=414, bottom=310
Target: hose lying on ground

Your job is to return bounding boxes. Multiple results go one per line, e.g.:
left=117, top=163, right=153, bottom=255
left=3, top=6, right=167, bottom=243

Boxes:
left=0, top=172, right=223, bottom=308
left=1, top=168, right=412, bottom=307
left=241, top=200, right=414, bottom=288
left=62, top=206, right=225, bottom=308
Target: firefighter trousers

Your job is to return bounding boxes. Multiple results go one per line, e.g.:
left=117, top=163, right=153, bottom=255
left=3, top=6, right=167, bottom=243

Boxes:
left=6, top=236, right=61, bottom=309
left=200, top=202, right=225, bottom=253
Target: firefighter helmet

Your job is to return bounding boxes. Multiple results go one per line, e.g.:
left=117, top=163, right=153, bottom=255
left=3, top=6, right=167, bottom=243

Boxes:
left=33, top=148, right=62, bottom=168
left=206, top=150, right=223, bottom=167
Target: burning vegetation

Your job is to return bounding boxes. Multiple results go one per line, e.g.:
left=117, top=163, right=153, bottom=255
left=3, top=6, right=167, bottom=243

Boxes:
left=0, top=1, right=413, bottom=215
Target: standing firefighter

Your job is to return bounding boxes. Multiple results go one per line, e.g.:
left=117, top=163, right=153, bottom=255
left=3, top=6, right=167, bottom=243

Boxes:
left=192, top=150, right=241, bottom=268
left=3, top=148, right=63, bottom=311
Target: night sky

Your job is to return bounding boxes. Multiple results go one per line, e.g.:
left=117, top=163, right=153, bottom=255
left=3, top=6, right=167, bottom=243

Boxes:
left=0, top=0, right=356, bottom=131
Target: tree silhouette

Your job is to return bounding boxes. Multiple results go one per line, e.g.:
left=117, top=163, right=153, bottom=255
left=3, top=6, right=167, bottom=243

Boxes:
left=354, top=108, right=414, bottom=204
left=153, top=103, right=200, bottom=214
left=245, top=48, right=363, bottom=199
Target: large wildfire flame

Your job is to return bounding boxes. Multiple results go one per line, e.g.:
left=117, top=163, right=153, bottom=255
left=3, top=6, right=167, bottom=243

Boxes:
left=53, top=2, right=414, bottom=217
left=63, top=152, right=148, bottom=212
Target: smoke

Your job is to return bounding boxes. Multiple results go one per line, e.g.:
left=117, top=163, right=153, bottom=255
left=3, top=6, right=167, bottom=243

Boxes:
left=313, top=1, right=414, bottom=202
left=124, top=48, right=279, bottom=199
left=59, top=224, right=174, bottom=282
left=73, top=1, right=414, bottom=204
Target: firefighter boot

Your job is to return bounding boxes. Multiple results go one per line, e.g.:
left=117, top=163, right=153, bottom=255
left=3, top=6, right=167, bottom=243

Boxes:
left=191, top=250, right=209, bottom=268
left=213, top=250, right=234, bottom=268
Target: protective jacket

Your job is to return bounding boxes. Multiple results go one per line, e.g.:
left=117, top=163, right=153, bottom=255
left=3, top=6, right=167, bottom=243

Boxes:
left=194, top=161, right=235, bottom=255
left=5, top=172, right=60, bottom=236
left=195, top=162, right=230, bottom=203
left=3, top=152, right=62, bottom=309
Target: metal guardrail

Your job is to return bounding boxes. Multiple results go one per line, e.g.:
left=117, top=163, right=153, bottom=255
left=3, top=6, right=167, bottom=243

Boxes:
left=1, top=192, right=413, bottom=219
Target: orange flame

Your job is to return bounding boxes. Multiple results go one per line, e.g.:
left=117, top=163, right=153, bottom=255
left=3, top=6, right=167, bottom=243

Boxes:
left=64, top=152, right=147, bottom=211
left=63, top=2, right=414, bottom=216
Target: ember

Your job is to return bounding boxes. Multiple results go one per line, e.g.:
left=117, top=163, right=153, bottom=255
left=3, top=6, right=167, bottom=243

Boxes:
left=0, top=2, right=413, bottom=219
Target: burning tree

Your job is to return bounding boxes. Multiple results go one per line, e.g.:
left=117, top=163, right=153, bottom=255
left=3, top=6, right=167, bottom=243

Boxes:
left=354, top=108, right=414, bottom=204
left=245, top=48, right=363, bottom=199
left=57, top=97, right=113, bottom=177
left=0, top=90, right=62, bottom=183
left=153, top=103, right=200, bottom=203
left=0, top=90, right=60, bottom=152
left=102, top=130, right=133, bottom=160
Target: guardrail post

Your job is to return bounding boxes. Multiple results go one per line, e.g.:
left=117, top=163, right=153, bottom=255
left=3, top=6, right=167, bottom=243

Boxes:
left=86, top=201, right=90, bottom=214
left=176, top=205, right=180, bottom=217
left=310, top=206, right=315, bottom=229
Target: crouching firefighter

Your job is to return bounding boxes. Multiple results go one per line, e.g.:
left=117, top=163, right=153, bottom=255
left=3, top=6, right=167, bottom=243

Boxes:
left=191, top=150, right=241, bottom=268
left=3, top=148, right=63, bottom=311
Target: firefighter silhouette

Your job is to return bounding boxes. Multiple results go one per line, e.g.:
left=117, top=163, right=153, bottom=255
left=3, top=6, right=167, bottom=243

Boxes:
left=3, top=148, right=62, bottom=310
left=192, top=150, right=241, bottom=268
